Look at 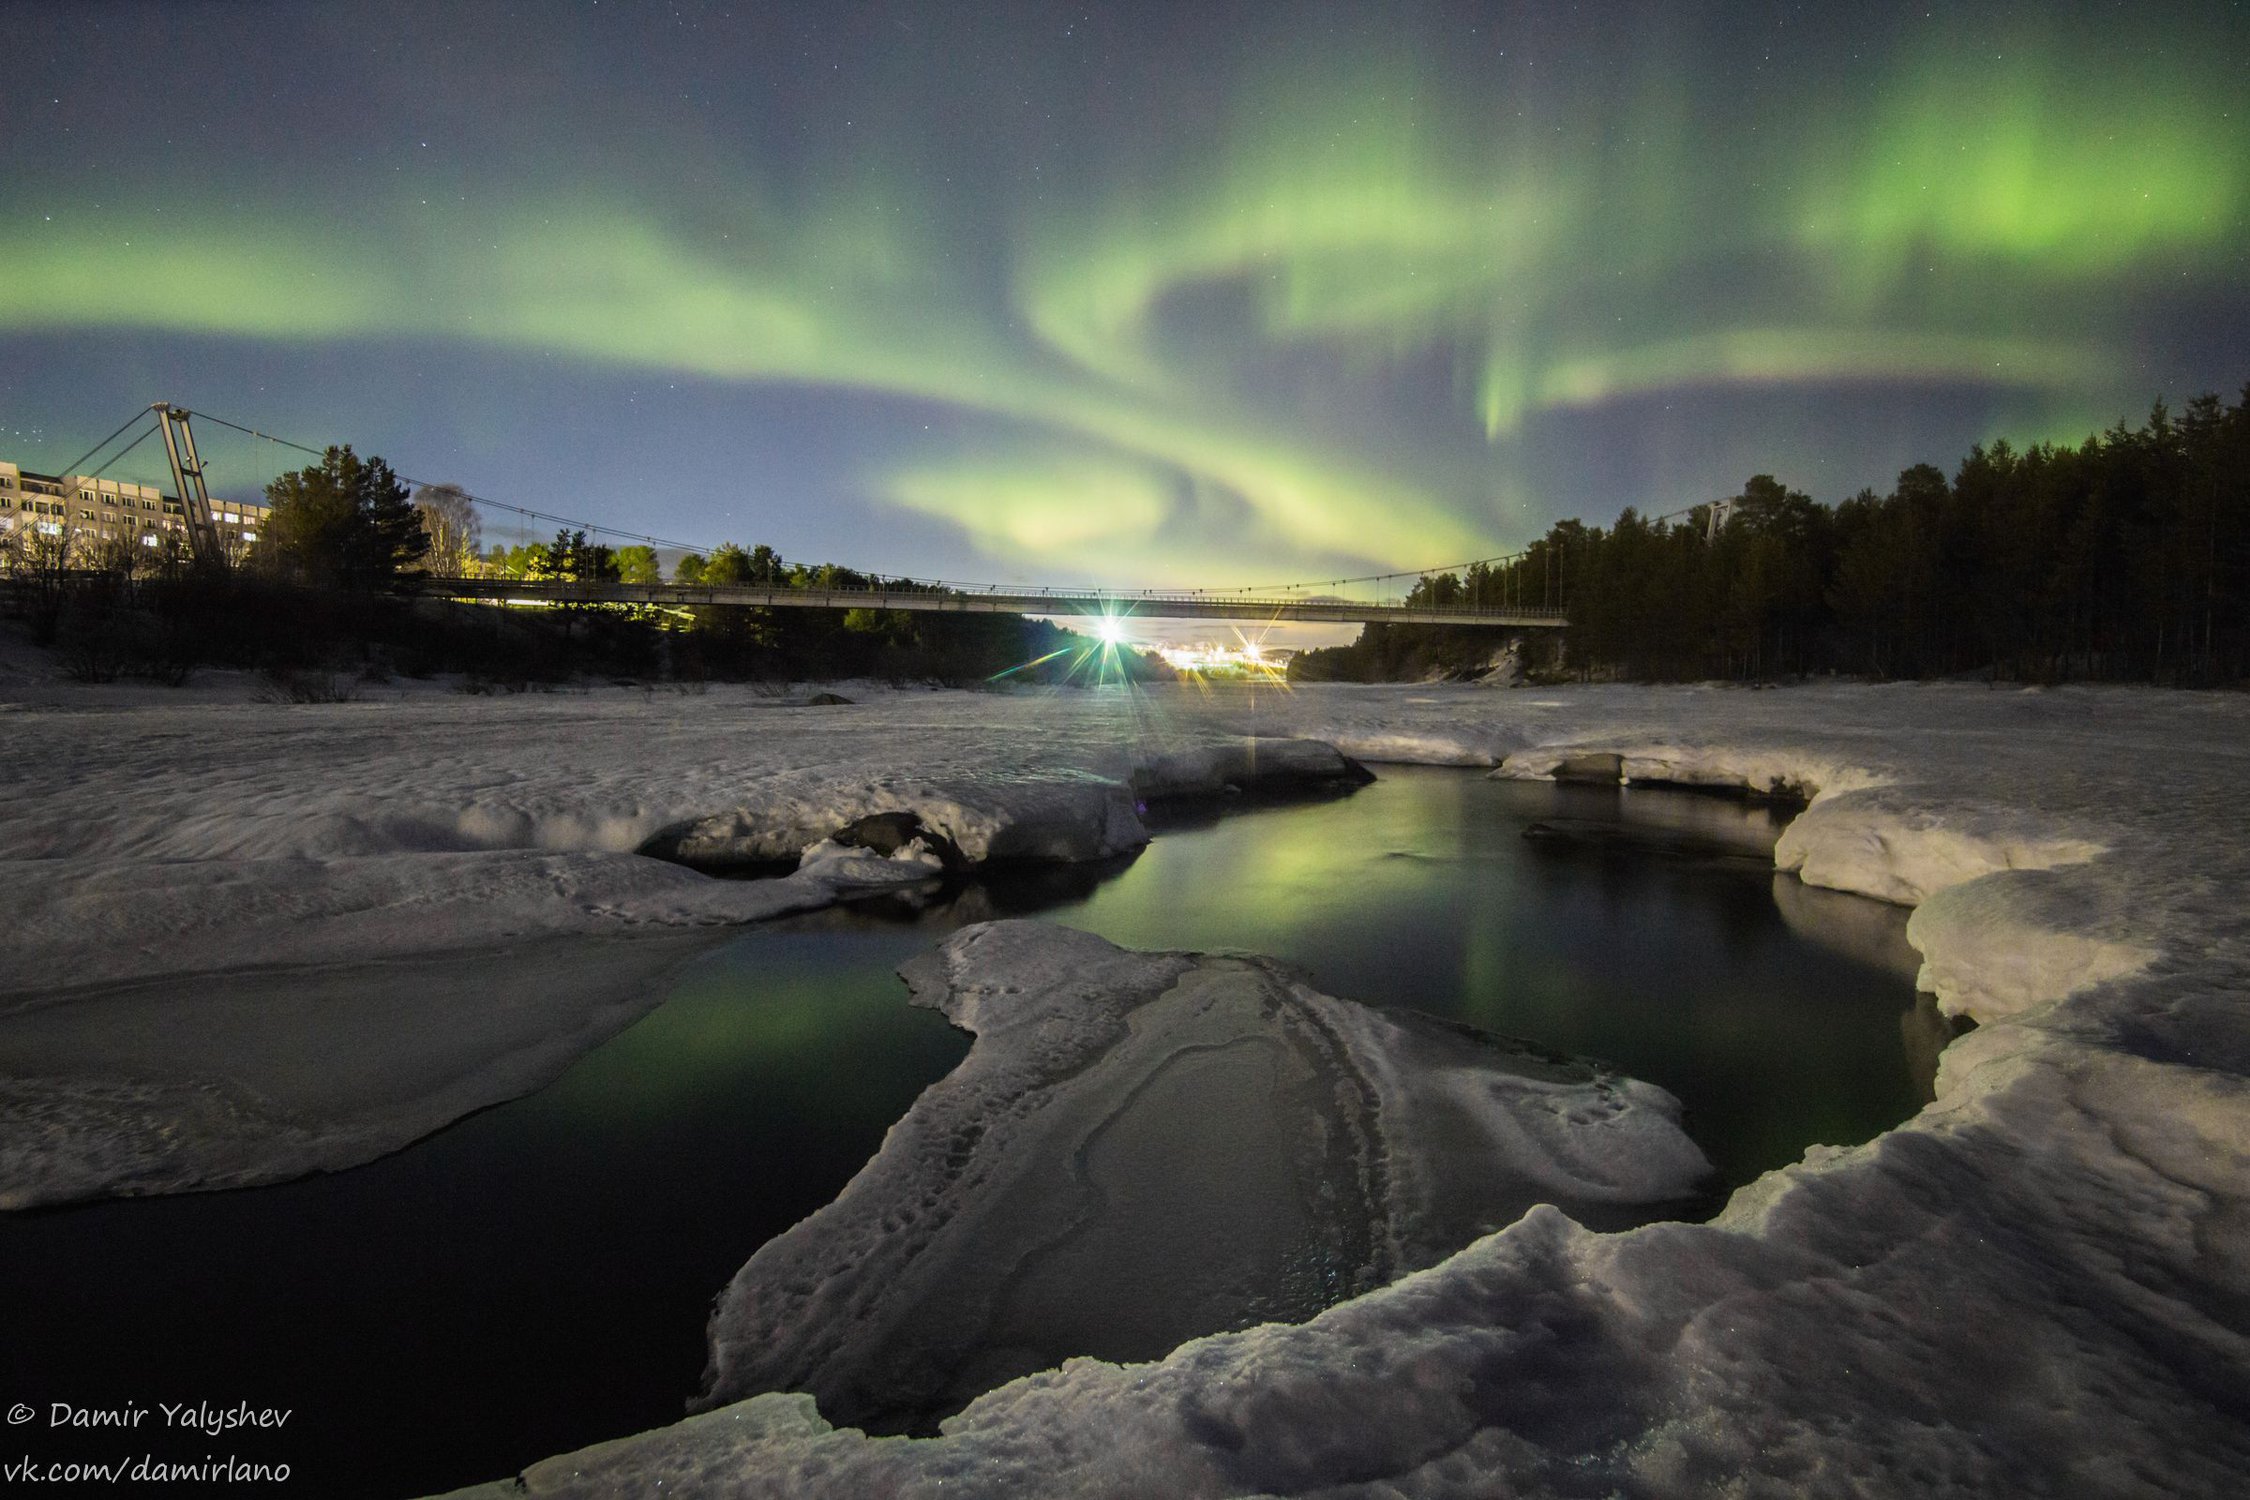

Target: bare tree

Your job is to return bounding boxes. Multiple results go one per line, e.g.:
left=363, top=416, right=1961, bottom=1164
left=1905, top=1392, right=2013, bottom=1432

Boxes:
left=412, top=483, right=482, bottom=576
left=0, top=518, right=78, bottom=643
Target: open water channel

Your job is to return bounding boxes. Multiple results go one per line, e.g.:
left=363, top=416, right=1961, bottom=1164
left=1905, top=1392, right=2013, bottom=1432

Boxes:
left=0, top=766, right=1942, bottom=1497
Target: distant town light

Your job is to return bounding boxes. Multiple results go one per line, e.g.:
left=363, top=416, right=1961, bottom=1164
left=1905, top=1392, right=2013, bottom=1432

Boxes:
left=1154, top=639, right=1291, bottom=678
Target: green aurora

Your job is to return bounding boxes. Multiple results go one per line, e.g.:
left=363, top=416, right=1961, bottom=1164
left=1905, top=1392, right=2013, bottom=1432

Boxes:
left=0, top=2, right=2241, bottom=584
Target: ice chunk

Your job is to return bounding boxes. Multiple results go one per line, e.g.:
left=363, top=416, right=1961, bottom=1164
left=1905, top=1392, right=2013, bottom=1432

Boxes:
left=697, top=921, right=1710, bottom=1434
left=1127, top=737, right=1374, bottom=800
left=640, top=774, right=1147, bottom=872
left=793, top=836, right=949, bottom=885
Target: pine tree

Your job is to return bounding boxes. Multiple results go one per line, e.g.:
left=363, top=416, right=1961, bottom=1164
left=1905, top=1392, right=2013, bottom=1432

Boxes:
left=258, top=447, right=428, bottom=590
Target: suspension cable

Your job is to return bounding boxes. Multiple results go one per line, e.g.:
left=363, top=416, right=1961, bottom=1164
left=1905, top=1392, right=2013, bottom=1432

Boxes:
left=66, top=405, right=1630, bottom=598
left=183, top=409, right=711, bottom=554
left=80, top=422, right=160, bottom=480
left=48, top=405, right=159, bottom=483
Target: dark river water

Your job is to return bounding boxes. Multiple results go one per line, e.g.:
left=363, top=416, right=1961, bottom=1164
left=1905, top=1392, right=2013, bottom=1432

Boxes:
left=0, top=767, right=1938, bottom=1498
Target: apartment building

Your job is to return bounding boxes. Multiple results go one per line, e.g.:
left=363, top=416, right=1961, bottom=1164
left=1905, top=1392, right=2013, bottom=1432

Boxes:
left=0, top=459, right=268, bottom=555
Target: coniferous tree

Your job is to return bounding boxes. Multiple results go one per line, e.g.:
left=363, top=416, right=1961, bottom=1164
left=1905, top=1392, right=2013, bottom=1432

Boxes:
left=258, top=447, right=428, bottom=590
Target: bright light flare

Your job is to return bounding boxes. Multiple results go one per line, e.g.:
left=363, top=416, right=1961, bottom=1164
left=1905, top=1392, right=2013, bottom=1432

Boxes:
left=986, top=608, right=1147, bottom=688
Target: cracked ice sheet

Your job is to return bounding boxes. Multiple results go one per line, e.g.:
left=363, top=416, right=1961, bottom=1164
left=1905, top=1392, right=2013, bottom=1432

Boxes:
left=371, top=678, right=2250, bottom=1499
left=696, top=922, right=1709, bottom=1435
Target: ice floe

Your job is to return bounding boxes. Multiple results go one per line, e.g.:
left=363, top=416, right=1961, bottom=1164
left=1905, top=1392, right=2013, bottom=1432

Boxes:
left=697, top=921, right=1709, bottom=1434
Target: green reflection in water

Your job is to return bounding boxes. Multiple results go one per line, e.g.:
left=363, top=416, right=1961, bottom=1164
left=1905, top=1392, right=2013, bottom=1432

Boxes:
left=521, top=932, right=966, bottom=1133
left=1027, top=767, right=1927, bottom=1189
left=0, top=927, right=972, bottom=1500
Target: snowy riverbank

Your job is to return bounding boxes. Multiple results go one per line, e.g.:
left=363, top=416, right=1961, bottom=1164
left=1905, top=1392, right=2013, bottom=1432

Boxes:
left=4, top=668, right=2247, bottom=1493
left=0, top=669, right=1359, bottom=1205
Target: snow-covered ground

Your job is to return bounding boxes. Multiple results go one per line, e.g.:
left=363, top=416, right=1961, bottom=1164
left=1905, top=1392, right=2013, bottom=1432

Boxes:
left=0, top=660, right=1341, bottom=1205
left=4, top=658, right=2248, bottom=1493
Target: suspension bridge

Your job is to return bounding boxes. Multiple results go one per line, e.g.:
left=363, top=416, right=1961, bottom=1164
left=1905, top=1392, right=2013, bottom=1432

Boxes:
left=19, top=403, right=1573, bottom=629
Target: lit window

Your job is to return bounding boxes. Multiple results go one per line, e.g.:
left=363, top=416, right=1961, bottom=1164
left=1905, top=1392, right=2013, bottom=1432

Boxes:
left=142, top=534, right=161, bottom=547
left=242, top=530, right=257, bottom=541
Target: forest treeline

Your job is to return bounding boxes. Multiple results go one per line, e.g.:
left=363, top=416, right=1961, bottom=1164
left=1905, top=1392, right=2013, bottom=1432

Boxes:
left=1293, top=388, right=2249, bottom=686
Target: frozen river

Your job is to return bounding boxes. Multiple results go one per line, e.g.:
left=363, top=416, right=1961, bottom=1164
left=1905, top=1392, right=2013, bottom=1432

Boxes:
left=5, top=677, right=2243, bottom=1498
left=0, top=767, right=1923, bottom=1497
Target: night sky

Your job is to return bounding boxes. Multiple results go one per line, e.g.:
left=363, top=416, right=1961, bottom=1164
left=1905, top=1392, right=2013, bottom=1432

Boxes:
left=2, top=0, right=2244, bottom=590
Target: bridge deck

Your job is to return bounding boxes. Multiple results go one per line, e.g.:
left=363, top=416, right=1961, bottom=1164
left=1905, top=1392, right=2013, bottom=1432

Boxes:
left=419, top=576, right=1567, bottom=628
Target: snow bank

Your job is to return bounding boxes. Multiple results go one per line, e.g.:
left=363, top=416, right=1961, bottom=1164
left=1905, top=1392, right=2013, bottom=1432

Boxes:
left=697, top=921, right=1708, bottom=1434
left=1774, top=786, right=2105, bottom=907
left=1479, top=710, right=2134, bottom=1023
left=1908, top=869, right=2154, bottom=1020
